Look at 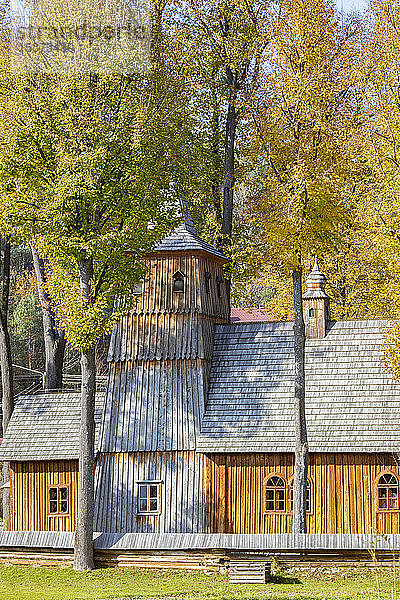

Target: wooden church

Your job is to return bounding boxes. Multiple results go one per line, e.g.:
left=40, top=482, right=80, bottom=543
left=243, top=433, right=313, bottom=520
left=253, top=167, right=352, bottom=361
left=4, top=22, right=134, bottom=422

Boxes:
left=1, top=216, right=400, bottom=536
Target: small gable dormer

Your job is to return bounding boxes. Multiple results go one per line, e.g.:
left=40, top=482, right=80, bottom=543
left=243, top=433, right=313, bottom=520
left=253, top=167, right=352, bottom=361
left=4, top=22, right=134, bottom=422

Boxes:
left=303, top=258, right=331, bottom=339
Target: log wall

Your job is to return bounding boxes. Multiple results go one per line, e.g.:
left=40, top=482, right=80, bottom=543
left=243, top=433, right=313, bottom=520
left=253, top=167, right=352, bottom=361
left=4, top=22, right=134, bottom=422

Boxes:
left=0, top=547, right=399, bottom=569
left=206, top=453, right=400, bottom=534
left=10, top=461, right=78, bottom=531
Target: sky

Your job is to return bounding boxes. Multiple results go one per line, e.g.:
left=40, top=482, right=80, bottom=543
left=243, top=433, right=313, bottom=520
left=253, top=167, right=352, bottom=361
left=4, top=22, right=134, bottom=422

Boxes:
left=10, top=0, right=371, bottom=15
left=337, top=0, right=368, bottom=12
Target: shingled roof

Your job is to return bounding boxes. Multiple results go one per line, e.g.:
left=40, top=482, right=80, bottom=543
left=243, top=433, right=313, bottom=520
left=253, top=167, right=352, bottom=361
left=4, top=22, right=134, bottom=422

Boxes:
left=2, top=320, right=399, bottom=459
left=0, top=392, right=104, bottom=461
left=198, top=319, right=400, bottom=453
left=153, top=222, right=227, bottom=261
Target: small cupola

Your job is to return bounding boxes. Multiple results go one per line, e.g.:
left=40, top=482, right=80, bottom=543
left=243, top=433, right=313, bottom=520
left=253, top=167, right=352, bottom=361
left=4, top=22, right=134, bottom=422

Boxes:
left=303, top=257, right=331, bottom=339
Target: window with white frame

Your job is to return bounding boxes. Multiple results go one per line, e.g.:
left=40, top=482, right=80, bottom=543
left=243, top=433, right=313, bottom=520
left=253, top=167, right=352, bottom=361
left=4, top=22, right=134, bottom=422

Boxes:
left=137, top=481, right=161, bottom=514
left=378, top=473, right=399, bottom=510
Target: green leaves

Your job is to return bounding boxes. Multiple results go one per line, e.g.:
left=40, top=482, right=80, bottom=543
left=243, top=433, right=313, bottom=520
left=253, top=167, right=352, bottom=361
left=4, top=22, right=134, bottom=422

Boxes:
left=0, top=64, right=190, bottom=350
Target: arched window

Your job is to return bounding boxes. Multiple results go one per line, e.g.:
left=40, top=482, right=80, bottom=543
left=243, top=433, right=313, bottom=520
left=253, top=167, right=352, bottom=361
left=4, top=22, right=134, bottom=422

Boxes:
left=309, top=307, right=316, bottom=318
left=289, top=479, right=312, bottom=513
left=378, top=473, right=399, bottom=510
left=173, top=271, right=185, bottom=293
left=265, top=476, right=286, bottom=512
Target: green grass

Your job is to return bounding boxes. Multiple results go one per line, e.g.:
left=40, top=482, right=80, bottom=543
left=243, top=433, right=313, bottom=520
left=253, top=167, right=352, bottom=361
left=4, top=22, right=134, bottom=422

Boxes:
left=0, top=565, right=398, bottom=600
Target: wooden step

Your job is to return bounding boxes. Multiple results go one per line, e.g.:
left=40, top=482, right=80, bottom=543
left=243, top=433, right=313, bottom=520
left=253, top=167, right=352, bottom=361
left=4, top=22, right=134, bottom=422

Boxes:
left=228, top=560, right=271, bottom=584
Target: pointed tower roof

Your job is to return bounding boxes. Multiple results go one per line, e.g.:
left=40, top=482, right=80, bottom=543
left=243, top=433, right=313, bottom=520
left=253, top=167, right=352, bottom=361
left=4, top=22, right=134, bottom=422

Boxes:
left=303, top=257, right=330, bottom=299
left=153, top=199, right=228, bottom=261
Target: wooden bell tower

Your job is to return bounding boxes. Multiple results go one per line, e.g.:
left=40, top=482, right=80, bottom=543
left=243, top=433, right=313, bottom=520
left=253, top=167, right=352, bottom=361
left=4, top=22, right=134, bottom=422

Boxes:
left=303, top=258, right=331, bottom=339
left=94, top=213, right=230, bottom=533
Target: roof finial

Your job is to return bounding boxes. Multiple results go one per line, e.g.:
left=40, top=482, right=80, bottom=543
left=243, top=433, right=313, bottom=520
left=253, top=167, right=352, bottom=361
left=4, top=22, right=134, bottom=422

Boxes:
left=179, top=197, right=196, bottom=235
left=313, top=256, right=320, bottom=273
left=303, top=256, right=329, bottom=298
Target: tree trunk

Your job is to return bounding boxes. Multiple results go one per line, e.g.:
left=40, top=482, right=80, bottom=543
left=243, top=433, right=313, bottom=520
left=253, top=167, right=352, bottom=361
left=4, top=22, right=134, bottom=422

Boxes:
left=0, top=311, right=13, bottom=530
left=31, top=246, right=66, bottom=390
left=0, top=239, right=13, bottom=530
left=292, top=265, right=308, bottom=534
left=211, top=72, right=223, bottom=226
left=220, top=73, right=238, bottom=301
left=0, top=324, right=13, bottom=430
left=221, top=94, right=236, bottom=245
left=73, top=258, right=96, bottom=571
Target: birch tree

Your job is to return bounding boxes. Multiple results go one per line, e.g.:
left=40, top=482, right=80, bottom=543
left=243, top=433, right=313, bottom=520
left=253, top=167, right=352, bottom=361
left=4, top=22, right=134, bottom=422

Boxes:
left=356, top=0, right=400, bottom=377
left=244, top=0, right=359, bottom=532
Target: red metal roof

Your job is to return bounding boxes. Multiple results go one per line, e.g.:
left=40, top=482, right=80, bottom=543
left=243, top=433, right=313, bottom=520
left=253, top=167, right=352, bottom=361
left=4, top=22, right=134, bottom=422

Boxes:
left=230, top=308, right=275, bottom=323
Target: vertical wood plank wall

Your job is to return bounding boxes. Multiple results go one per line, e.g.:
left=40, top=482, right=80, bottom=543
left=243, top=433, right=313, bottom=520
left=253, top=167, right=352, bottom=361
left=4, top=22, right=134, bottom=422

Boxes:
left=100, top=359, right=210, bottom=453
left=206, top=453, right=400, bottom=534
left=94, top=451, right=207, bottom=533
left=10, top=461, right=78, bottom=531
left=128, top=254, right=230, bottom=318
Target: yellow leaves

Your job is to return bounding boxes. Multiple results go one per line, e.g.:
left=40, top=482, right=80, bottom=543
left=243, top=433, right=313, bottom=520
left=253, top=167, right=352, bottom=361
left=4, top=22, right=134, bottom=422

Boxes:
left=13, top=270, right=39, bottom=303
left=242, top=0, right=356, bottom=271
left=45, top=277, right=115, bottom=351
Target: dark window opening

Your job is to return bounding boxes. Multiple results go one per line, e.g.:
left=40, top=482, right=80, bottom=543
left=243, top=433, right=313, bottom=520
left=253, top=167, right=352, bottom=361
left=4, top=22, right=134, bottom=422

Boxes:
left=137, top=482, right=161, bottom=514
left=132, top=282, right=143, bottom=295
left=378, top=473, right=399, bottom=510
left=216, top=275, right=224, bottom=298
left=205, top=271, right=211, bottom=294
left=173, top=271, right=185, bottom=293
left=48, top=486, right=69, bottom=515
left=265, top=476, right=286, bottom=512
left=309, top=307, right=316, bottom=318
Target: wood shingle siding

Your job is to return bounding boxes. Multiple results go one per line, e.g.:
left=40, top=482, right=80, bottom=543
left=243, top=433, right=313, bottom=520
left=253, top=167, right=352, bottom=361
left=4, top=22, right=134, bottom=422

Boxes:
left=10, top=461, right=78, bottom=531
left=206, top=453, right=400, bottom=534
left=101, top=236, right=230, bottom=455
left=94, top=452, right=206, bottom=533
left=199, top=319, right=400, bottom=453
left=109, top=313, right=222, bottom=362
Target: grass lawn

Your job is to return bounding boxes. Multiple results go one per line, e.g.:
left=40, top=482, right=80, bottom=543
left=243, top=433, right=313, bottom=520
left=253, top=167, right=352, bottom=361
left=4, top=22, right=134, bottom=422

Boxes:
left=0, top=565, right=399, bottom=600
